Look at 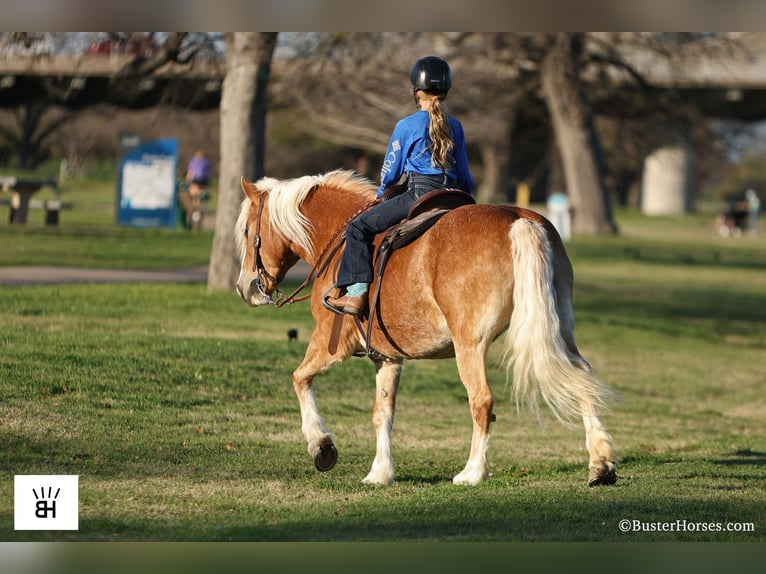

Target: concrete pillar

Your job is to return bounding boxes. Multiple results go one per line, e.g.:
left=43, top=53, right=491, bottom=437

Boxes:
left=641, top=144, right=694, bottom=215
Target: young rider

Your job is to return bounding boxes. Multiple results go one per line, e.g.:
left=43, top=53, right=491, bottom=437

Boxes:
left=326, top=56, right=474, bottom=315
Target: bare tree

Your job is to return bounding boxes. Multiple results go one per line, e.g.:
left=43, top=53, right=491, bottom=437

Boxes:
left=0, top=101, right=76, bottom=169
left=207, top=32, right=278, bottom=291
left=284, top=33, right=537, bottom=204
left=0, top=33, right=76, bottom=168
left=283, top=33, right=417, bottom=150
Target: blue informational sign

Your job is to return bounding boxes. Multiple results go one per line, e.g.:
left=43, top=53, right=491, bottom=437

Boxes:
left=117, top=138, right=179, bottom=227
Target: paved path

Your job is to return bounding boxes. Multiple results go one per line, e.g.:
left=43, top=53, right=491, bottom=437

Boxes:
left=0, top=261, right=312, bottom=286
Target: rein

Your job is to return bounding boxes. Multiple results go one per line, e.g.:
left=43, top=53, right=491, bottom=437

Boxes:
left=251, top=193, right=380, bottom=307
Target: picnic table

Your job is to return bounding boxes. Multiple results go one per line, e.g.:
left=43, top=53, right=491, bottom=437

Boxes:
left=0, top=176, right=59, bottom=224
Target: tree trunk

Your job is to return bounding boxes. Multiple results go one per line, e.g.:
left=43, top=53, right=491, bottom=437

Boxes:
left=540, top=33, right=616, bottom=235
left=207, top=32, right=278, bottom=291
left=476, top=143, right=504, bottom=204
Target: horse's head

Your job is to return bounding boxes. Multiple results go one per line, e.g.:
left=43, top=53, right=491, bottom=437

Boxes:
left=235, top=170, right=378, bottom=307
left=235, top=177, right=301, bottom=307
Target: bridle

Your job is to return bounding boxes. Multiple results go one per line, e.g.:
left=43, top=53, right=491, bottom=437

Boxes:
left=249, top=195, right=284, bottom=305
left=248, top=191, right=380, bottom=308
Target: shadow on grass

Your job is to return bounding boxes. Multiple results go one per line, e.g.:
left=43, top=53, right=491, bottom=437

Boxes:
left=575, top=281, right=766, bottom=341
left=569, top=240, right=766, bottom=272
left=713, top=449, right=766, bottom=467
left=57, top=488, right=760, bottom=542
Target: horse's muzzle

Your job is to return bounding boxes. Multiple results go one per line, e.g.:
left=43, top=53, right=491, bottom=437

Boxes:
left=236, top=278, right=273, bottom=307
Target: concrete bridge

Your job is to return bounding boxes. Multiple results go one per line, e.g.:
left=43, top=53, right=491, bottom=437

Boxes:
left=0, top=53, right=225, bottom=109
left=588, top=32, right=766, bottom=121
left=4, top=33, right=766, bottom=117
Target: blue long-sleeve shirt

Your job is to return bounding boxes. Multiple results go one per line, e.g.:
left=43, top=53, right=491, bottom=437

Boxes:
left=377, top=110, right=474, bottom=197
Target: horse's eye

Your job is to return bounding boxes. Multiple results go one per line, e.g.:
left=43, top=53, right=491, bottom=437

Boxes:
left=243, top=227, right=249, bottom=238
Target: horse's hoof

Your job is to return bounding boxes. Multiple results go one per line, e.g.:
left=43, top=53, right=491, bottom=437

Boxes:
left=588, top=462, right=617, bottom=487
left=314, top=443, right=338, bottom=472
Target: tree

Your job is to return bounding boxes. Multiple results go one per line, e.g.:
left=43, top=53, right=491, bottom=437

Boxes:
left=0, top=101, right=75, bottom=169
left=0, top=33, right=77, bottom=169
left=207, top=32, right=278, bottom=291
left=0, top=32, right=223, bottom=169
left=540, top=33, right=616, bottom=234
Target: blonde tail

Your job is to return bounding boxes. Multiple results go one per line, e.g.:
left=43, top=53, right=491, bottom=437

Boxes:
left=502, top=218, right=615, bottom=425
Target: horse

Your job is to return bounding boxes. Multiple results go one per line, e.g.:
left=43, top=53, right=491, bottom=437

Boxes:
left=235, top=169, right=618, bottom=487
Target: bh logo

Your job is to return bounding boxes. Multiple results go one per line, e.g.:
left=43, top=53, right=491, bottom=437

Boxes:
left=34, top=486, right=60, bottom=518
left=14, top=475, right=79, bottom=530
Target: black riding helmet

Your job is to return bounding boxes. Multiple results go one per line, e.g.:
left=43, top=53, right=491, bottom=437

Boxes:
left=410, top=56, right=452, bottom=95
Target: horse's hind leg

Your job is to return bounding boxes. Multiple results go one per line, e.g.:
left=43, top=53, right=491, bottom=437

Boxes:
left=292, top=332, right=344, bottom=472
left=581, top=400, right=616, bottom=486
left=452, top=341, right=494, bottom=485
left=566, top=346, right=617, bottom=486
left=362, top=359, right=403, bottom=486
left=556, top=279, right=617, bottom=486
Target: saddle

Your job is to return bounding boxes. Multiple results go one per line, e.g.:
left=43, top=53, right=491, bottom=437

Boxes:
left=381, top=188, right=476, bottom=252
left=324, top=188, right=475, bottom=357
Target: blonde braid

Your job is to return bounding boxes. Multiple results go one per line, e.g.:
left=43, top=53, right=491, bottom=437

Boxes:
left=422, top=93, right=453, bottom=172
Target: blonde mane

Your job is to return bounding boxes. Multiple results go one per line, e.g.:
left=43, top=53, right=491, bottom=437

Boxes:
left=236, top=169, right=377, bottom=260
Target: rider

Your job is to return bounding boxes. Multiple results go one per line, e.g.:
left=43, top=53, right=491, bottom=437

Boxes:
left=326, top=56, right=474, bottom=316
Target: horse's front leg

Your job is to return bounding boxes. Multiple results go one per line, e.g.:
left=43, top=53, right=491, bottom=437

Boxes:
left=292, top=330, right=347, bottom=472
left=362, top=359, right=403, bottom=486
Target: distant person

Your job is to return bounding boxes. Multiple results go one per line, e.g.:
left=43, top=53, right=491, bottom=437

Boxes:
left=186, top=149, right=212, bottom=200
left=745, top=188, right=760, bottom=235
left=546, top=191, right=571, bottom=242
left=182, top=149, right=212, bottom=230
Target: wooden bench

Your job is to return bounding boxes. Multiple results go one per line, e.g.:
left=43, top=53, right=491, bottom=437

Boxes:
left=0, top=176, right=60, bottom=225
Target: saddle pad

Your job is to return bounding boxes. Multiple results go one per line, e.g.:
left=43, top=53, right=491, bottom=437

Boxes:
left=383, top=208, right=451, bottom=254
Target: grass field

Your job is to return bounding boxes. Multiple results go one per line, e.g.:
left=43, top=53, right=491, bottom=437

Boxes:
left=1, top=180, right=765, bottom=543
left=0, top=168, right=213, bottom=269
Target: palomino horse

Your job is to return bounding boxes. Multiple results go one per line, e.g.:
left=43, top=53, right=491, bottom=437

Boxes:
left=235, top=169, right=617, bottom=487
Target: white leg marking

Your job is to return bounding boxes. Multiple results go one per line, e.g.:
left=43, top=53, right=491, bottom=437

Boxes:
left=453, top=432, right=491, bottom=485
left=362, top=361, right=402, bottom=486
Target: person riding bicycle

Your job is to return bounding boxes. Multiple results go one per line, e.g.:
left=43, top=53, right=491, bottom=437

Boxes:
left=182, top=149, right=212, bottom=229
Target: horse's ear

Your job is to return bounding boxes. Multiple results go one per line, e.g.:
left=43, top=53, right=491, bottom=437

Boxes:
left=241, top=177, right=260, bottom=201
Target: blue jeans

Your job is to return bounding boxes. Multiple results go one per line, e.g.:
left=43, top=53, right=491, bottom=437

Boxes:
left=336, top=173, right=455, bottom=287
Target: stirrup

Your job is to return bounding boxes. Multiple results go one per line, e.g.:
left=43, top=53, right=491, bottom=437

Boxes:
left=321, top=286, right=347, bottom=316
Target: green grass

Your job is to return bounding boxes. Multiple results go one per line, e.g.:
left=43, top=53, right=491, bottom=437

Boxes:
left=0, top=170, right=214, bottom=269
left=0, top=225, right=213, bottom=269
left=1, top=204, right=765, bottom=541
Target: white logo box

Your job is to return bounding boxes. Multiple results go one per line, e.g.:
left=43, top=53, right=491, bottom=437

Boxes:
left=14, top=475, right=79, bottom=531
